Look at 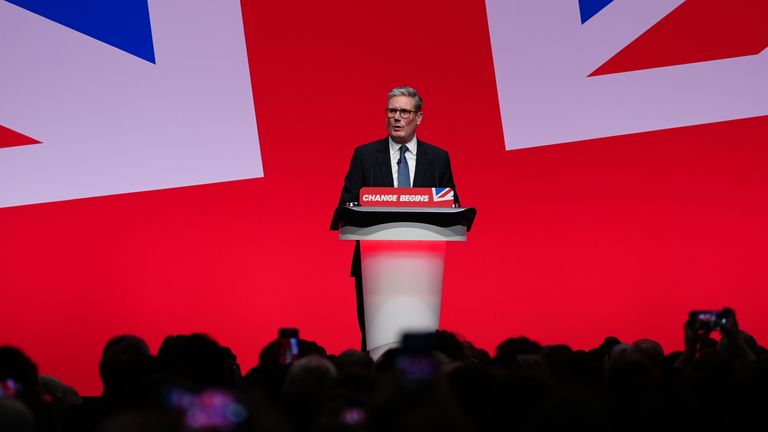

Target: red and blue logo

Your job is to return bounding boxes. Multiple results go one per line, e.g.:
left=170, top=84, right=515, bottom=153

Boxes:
left=432, top=188, right=455, bottom=203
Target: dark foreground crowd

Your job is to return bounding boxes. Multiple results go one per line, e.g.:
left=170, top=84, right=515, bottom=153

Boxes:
left=1, top=307, right=766, bottom=432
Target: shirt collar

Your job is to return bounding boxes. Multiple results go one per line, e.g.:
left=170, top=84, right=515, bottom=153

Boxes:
left=389, top=136, right=417, bottom=156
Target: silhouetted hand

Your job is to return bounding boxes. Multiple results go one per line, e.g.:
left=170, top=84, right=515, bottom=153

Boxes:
left=675, top=314, right=708, bottom=369
left=684, top=318, right=707, bottom=353
left=717, top=307, right=755, bottom=366
left=717, top=307, right=739, bottom=341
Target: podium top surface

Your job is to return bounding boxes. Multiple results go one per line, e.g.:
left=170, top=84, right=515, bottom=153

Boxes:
left=330, top=206, right=477, bottom=232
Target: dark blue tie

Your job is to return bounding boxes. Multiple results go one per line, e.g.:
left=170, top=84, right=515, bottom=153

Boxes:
left=397, top=145, right=410, bottom=188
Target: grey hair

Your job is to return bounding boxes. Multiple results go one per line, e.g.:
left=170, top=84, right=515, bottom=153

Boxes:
left=388, top=86, right=423, bottom=112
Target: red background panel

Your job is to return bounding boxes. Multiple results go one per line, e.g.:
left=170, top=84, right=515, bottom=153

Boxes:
left=1, top=0, right=767, bottom=395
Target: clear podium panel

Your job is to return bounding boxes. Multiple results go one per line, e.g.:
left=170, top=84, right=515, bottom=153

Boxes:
left=340, top=222, right=465, bottom=241
left=331, top=205, right=476, bottom=359
left=360, top=240, right=446, bottom=359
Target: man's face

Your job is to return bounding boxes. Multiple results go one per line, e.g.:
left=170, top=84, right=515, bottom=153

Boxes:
left=387, top=96, right=422, bottom=144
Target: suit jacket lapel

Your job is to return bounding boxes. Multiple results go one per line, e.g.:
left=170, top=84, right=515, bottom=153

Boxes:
left=412, top=139, right=430, bottom=187
left=374, top=139, right=394, bottom=187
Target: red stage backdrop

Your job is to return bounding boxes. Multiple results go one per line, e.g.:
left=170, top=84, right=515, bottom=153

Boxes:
left=1, top=0, right=767, bottom=395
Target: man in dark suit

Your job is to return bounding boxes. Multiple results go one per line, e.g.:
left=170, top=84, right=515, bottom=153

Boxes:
left=337, top=86, right=460, bottom=350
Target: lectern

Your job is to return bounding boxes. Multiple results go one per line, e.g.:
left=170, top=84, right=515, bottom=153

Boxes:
left=331, top=205, right=476, bottom=359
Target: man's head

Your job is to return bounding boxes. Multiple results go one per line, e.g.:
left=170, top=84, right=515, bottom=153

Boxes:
left=387, top=86, right=423, bottom=144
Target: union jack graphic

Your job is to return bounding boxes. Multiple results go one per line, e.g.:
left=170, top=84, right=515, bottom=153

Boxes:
left=432, top=188, right=455, bottom=202
left=0, top=0, right=263, bottom=208
left=486, top=0, right=767, bottom=150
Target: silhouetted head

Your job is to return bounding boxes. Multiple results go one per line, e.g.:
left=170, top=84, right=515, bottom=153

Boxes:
left=461, top=341, right=490, bottom=366
left=373, top=346, right=405, bottom=375
left=632, top=339, right=665, bottom=368
left=334, top=350, right=374, bottom=374
left=102, top=335, right=150, bottom=362
left=39, top=375, right=81, bottom=406
left=432, top=330, right=466, bottom=362
left=157, top=333, right=238, bottom=388
left=0, top=398, right=35, bottom=432
left=0, top=346, right=40, bottom=408
left=588, top=336, right=622, bottom=364
left=605, top=343, right=632, bottom=366
left=604, top=351, right=659, bottom=396
left=494, top=336, right=542, bottom=371
left=282, top=355, right=337, bottom=399
left=100, top=335, right=152, bottom=397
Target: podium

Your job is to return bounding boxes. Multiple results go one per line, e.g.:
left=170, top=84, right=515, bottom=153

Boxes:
left=331, top=206, right=476, bottom=359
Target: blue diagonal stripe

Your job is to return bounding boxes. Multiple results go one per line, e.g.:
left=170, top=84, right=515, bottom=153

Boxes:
left=579, top=0, right=615, bottom=24
left=6, top=0, right=156, bottom=63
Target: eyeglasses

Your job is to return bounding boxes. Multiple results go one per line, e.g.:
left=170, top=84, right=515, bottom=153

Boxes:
left=386, top=108, right=419, bottom=119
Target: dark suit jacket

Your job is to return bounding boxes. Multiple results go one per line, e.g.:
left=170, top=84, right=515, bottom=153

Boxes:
left=338, top=138, right=460, bottom=207
left=337, top=138, right=460, bottom=277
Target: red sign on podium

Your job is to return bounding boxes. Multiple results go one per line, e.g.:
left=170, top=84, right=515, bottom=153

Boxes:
left=359, top=187, right=455, bottom=208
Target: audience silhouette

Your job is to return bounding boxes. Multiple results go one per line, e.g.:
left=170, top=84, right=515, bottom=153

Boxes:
left=0, top=308, right=765, bottom=431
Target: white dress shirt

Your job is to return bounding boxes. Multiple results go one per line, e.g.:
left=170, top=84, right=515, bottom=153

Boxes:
left=388, top=136, right=417, bottom=187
